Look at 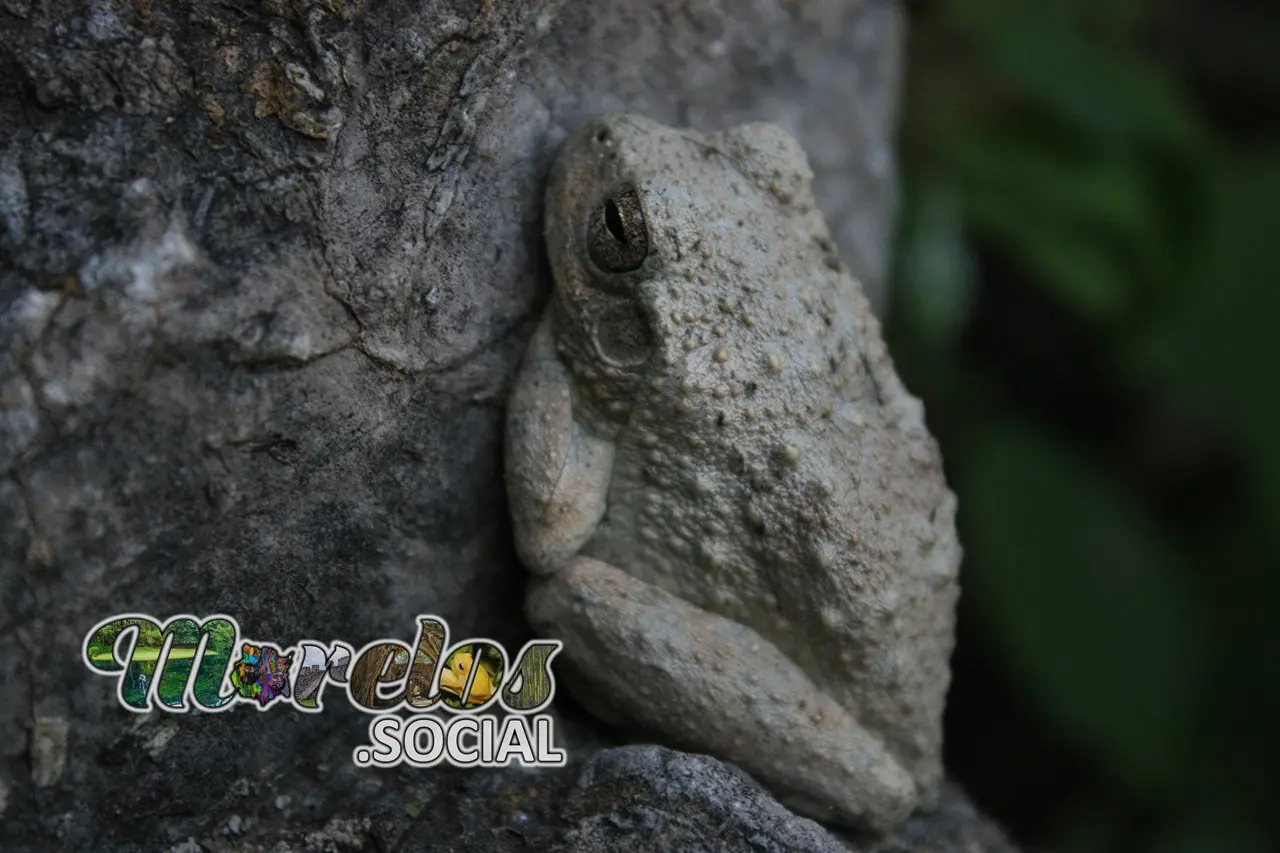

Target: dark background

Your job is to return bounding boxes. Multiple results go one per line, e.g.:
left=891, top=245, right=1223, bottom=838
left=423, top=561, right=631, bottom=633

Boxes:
left=890, top=1, right=1280, bottom=851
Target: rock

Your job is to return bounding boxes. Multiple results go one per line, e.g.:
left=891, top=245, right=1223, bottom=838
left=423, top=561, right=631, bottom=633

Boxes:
left=551, top=747, right=1016, bottom=853
left=0, top=1, right=1006, bottom=850
left=136, top=745, right=1013, bottom=853
left=554, top=746, right=859, bottom=853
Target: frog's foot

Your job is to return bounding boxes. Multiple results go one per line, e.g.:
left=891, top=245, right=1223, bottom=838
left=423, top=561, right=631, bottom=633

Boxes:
left=526, top=556, right=918, bottom=833
left=505, top=312, right=614, bottom=574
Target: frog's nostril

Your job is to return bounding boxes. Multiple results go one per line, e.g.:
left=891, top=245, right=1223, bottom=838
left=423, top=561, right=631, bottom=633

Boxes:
left=594, top=126, right=611, bottom=144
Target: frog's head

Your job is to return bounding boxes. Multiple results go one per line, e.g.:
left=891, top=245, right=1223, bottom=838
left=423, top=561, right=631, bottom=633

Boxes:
left=542, top=114, right=682, bottom=405
left=544, top=113, right=822, bottom=427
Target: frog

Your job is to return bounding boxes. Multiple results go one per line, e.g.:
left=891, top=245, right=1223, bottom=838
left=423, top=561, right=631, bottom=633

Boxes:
left=504, top=113, right=961, bottom=832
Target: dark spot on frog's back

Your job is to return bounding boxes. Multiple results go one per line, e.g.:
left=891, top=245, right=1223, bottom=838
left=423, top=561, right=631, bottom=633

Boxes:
left=813, top=234, right=842, bottom=270
left=859, top=350, right=883, bottom=405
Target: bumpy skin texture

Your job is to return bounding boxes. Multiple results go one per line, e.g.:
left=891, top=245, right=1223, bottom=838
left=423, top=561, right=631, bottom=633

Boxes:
left=505, top=114, right=962, bottom=833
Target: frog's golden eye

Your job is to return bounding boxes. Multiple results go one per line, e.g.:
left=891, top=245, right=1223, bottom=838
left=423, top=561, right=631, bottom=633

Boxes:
left=587, top=184, right=648, bottom=273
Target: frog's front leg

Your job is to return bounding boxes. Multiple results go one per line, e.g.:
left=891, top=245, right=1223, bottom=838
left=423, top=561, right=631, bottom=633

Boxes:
left=504, top=312, right=615, bottom=574
left=527, top=556, right=918, bottom=833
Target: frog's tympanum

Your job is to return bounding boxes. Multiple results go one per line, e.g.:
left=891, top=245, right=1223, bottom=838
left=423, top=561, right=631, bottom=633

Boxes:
left=504, top=114, right=962, bottom=832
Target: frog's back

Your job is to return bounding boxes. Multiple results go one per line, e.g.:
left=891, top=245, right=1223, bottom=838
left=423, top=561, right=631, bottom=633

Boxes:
left=709, top=286, right=960, bottom=792
left=750, top=378, right=961, bottom=795
left=584, top=257, right=959, bottom=790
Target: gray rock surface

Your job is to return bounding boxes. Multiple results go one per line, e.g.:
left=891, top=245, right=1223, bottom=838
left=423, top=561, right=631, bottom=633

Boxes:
left=552, top=746, right=1016, bottom=853
left=0, top=0, right=1007, bottom=850
left=131, top=744, right=1014, bottom=853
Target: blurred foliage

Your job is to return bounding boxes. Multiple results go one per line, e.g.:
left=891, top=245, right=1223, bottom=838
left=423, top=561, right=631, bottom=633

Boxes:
left=889, top=1, right=1280, bottom=851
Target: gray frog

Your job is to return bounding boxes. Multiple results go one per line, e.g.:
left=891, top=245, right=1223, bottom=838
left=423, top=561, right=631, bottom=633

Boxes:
left=505, top=114, right=961, bottom=832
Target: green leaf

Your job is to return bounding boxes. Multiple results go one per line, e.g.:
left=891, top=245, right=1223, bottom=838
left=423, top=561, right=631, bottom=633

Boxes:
left=947, top=4, right=1207, bottom=151
left=962, top=188, right=1133, bottom=318
left=935, top=128, right=1168, bottom=318
left=896, top=182, right=976, bottom=346
left=945, top=128, right=1158, bottom=242
left=960, top=420, right=1206, bottom=799
left=1128, top=151, right=1280, bottom=530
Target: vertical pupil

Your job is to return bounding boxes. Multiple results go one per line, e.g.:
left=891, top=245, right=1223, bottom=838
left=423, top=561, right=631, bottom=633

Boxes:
left=604, top=199, right=627, bottom=244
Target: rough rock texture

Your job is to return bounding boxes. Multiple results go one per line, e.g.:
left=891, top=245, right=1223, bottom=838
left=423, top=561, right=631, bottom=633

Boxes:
left=117, top=744, right=1015, bottom=853
left=0, top=1, right=1005, bottom=850
left=550, top=747, right=1015, bottom=853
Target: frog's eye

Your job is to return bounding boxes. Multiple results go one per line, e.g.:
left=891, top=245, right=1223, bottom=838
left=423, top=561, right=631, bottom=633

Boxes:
left=587, top=184, right=649, bottom=273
